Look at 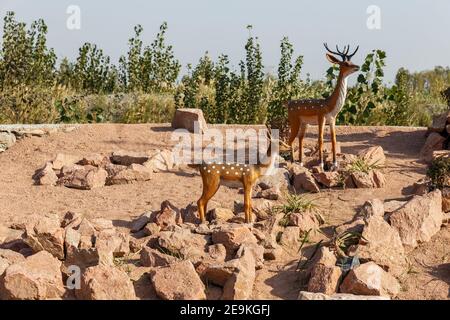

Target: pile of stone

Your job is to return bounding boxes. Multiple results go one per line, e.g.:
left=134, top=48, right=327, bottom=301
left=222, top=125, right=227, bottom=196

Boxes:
left=34, top=149, right=175, bottom=189
left=420, top=110, right=450, bottom=163
left=289, top=146, right=386, bottom=193
left=300, top=190, right=446, bottom=300
left=0, top=124, right=77, bottom=153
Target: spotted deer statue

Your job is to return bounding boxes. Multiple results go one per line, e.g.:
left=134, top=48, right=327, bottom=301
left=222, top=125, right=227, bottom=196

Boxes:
left=286, top=43, right=360, bottom=170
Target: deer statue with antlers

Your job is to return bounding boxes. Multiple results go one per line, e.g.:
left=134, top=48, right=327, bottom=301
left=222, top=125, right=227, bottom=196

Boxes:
left=286, top=43, right=359, bottom=170
left=195, top=126, right=278, bottom=224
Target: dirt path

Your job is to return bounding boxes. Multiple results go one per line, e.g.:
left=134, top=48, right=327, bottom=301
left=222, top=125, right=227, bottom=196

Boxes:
left=0, top=123, right=448, bottom=300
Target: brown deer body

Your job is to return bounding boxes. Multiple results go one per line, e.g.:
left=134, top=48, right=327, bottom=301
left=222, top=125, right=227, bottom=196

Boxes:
left=287, top=44, right=360, bottom=170
left=196, top=129, right=277, bottom=224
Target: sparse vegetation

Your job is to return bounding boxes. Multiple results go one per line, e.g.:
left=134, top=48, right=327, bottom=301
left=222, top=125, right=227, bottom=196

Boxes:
left=274, top=193, right=321, bottom=227
left=427, top=155, right=450, bottom=190
left=347, top=158, right=382, bottom=174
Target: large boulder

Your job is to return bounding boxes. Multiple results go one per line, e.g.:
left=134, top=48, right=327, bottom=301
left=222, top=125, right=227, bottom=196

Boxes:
left=353, top=215, right=407, bottom=277
left=76, top=265, right=136, bottom=300
left=0, top=251, right=65, bottom=300
left=340, top=262, right=400, bottom=297
left=151, top=260, right=206, bottom=300
left=389, top=190, right=444, bottom=250
left=171, top=108, right=208, bottom=133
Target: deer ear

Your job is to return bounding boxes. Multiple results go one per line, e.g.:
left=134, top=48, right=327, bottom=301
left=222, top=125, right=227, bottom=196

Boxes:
left=326, top=53, right=341, bottom=64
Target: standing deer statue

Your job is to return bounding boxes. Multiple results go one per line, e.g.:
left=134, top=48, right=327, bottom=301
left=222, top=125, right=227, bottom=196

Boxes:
left=286, top=43, right=360, bottom=170
left=195, top=126, right=278, bottom=224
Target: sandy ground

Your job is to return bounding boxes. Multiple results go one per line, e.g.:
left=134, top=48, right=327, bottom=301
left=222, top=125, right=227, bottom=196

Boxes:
left=0, top=123, right=448, bottom=300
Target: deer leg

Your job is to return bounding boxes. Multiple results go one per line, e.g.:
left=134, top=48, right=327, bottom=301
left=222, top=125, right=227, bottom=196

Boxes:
left=318, top=116, right=326, bottom=170
left=288, top=117, right=300, bottom=163
left=243, top=180, right=253, bottom=224
left=197, top=174, right=220, bottom=223
left=298, top=123, right=307, bottom=166
left=330, top=119, right=338, bottom=171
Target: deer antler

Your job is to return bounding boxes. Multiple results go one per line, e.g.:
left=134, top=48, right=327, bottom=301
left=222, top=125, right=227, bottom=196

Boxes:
left=324, top=43, right=359, bottom=61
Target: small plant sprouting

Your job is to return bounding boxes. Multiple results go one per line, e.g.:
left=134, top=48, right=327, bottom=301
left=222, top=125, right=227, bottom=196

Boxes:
left=274, top=193, right=319, bottom=227
left=347, top=157, right=382, bottom=174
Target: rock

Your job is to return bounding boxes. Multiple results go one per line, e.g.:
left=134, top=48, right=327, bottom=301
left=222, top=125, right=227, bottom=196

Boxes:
left=171, top=108, right=208, bottom=134
left=351, top=171, right=375, bottom=188
left=428, top=112, right=448, bottom=133
left=212, top=225, right=257, bottom=256
left=90, top=218, right=115, bottom=232
left=151, top=260, right=206, bottom=299
left=308, top=264, right=341, bottom=295
left=256, top=168, right=291, bottom=192
left=291, top=165, right=320, bottom=193
left=108, top=164, right=152, bottom=185
left=110, top=150, right=148, bottom=166
left=278, top=226, right=302, bottom=253
left=236, top=242, right=264, bottom=270
left=0, top=131, right=16, bottom=150
left=251, top=199, right=275, bottom=220
left=209, top=207, right=235, bottom=222
left=155, top=200, right=181, bottom=229
left=420, top=132, right=446, bottom=163
left=255, top=187, right=280, bottom=200
left=432, top=150, right=450, bottom=161
left=359, top=199, right=385, bottom=219
left=335, top=218, right=365, bottom=235
left=228, top=211, right=257, bottom=224
left=0, top=249, right=26, bottom=265
left=384, top=200, right=407, bottom=213
left=158, top=228, right=209, bottom=262
left=76, top=265, right=136, bottom=300
left=287, top=212, right=321, bottom=234
left=340, top=262, right=400, bottom=297
left=34, top=162, right=58, bottom=186
left=77, top=154, right=109, bottom=167
left=180, top=203, right=201, bottom=224
left=208, top=244, right=227, bottom=262
left=143, top=223, right=161, bottom=236
left=390, top=190, right=444, bottom=250
left=298, top=291, right=390, bottom=300
left=60, top=211, right=83, bottom=229
left=95, top=230, right=130, bottom=265
left=0, top=251, right=64, bottom=300
left=344, top=175, right=356, bottom=188
left=140, top=247, right=178, bottom=267
left=353, top=215, right=407, bottom=277
left=23, top=214, right=65, bottom=259
left=130, top=211, right=155, bottom=233
left=58, top=166, right=107, bottom=190
left=52, top=153, right=81, bottom=171
left=357, top=146, right=386, bottom=166
left=221, top=247, right=256, bottom=300
left=372, top=170, right=386, bottom=188
left=442, top=188, right=450, bottom=213
left=412, top=178, right=430, bottom=195
left=144, top=149, right=175, bottom=172
left=313, top=171, right=340, bottom=188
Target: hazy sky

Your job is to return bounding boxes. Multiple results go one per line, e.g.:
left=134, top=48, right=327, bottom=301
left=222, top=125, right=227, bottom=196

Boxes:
left=1, top=0, right=449, bottom=83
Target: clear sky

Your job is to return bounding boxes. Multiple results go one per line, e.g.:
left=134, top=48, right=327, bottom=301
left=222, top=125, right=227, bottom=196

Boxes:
left=1, top=0, right=449, bottom=83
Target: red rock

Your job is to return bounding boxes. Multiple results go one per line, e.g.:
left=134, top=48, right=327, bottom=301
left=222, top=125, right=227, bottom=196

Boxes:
left=52, top=153, right=81, bottom=170
left=390, top=190, right=444, bottom=250
left=313, top=171, right=340, bottom=188
left=212, top=225, right=257, bottom=256
left=76, top=265, right=136, bottom=300
left=340, top=262, right=400, bottom=297
left=209, top=207, right=235, bottom=222
left=140, top=247, right=177, bottom=267
left=151, top=260, right=206, bottom=300
left=35, top=162, right=58, bottom=186
left=351, top=171, right=375, bottom=188
left=221, top=248, right=256, bottom=300
left=23, top=214, right=65, bottom=259
left=359, top=199, right=385, bottom=219
left=0, top=251, right=64, bottom=300
left=108, top=163, right=152, bottom=185
left=353, top=216, right=407, bottom=277
left=158, top=228, right=209, bottom=263
left=58, top=166, right=107, bottom=190
left=308, top=264, right=341, bottom=295
left=372, top=170, right=386, bottom=188
left=287, top=211, right=320, bottom=234
left=77, top=154, right=109, bottom=167
left=292, top=166, right=320, bottom=193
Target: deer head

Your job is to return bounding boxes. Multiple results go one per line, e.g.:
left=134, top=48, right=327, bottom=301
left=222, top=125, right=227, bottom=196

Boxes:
left=324, top=43, right=360, bottom=77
